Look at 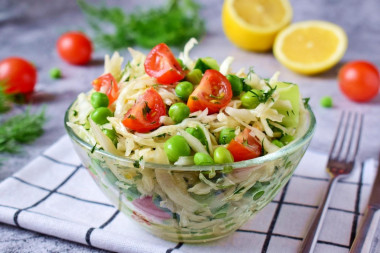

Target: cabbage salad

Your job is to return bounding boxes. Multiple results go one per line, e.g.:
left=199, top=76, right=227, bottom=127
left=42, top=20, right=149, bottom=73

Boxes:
left=68, top=38, right=307, bottom=166
left=67, top=39, right=310, bottom=241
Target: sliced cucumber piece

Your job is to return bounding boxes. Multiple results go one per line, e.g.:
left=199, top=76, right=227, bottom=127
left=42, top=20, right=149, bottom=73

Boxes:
left=272, top=82, right=301, bottom=128
left=194, top=57, right=219, bottom=73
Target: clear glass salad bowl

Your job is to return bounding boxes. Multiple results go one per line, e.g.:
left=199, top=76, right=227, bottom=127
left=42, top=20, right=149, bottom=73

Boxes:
left=64, top=105, right=316, bottom=243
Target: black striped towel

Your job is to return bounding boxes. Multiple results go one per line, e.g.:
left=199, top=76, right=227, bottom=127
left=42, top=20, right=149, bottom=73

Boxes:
left=0, top=136, right=377, bottom=253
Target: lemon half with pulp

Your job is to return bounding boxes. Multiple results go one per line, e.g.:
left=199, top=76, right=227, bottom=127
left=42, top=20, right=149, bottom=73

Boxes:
left=222, top=0, right=293, bottom=52
left=273, top=20, right=348, bottom=75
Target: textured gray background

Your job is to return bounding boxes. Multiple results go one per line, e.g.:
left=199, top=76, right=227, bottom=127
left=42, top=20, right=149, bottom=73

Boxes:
left=0, top=0, right=379, bottom=252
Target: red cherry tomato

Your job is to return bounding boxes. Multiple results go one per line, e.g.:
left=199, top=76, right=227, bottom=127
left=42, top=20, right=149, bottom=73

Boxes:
left=57, top=32, right=92, bottom=65
left=0, top=57, right=37, bottom=94
left=338, top=61, right=380, bottom=102
left=227, top=128, right=262, bottom=162
left=122, top=88, right=166, bottom=133
left=187, top=69, right=232, bottom=114
left=144, top=43, right=184, bottom=84
left=92, top=73, right=119, bottom=105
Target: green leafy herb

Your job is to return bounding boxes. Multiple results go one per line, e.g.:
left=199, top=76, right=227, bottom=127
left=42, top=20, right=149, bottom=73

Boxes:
left=142, top=101, right=151, bottom=119
left=0, top=84, right=11, bottom=113
left=0, top=107, right=46, bottom=153
left=90, top=144, right=97, bottom=153
left=78, top=0, right=205, bottom=50
left=133, top=156, right=144, bottom=168
left=127, top=114, right=136, bottom=120
left=303, top=97, right=310, bottom=107
left=248, top=83, right=277, bottom=104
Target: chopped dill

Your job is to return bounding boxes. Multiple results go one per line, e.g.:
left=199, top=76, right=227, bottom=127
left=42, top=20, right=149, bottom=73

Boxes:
left=0, top=107, right=46, bottom=154
left=78, top=0, right=205, bottom=50
left=133, top=156, right=144, bottom=168
left=142, top=102, right=151, bottom=119
left=303, top=97, right=310, bottom=107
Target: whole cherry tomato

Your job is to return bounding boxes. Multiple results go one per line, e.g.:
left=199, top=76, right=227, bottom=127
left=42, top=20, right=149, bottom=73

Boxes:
left=338, top=61, right=379, bottom=102
left=57, top=32, right=92, bottom=65
left=0, top=57, right=37, bottom=94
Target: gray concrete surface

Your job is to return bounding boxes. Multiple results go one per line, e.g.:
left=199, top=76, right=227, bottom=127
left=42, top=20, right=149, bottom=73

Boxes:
left=0, top=0, right=379, bottom=252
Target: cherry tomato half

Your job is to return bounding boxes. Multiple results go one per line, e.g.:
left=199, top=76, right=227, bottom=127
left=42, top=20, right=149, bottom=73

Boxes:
left=187, top=69, right=232, bottom=114
left=0, top=57, right=37, bottom=94
left=227, top=128, right=262, bottom=162
left=122, top=88, right=166, bottom=133
left=92, top=73, right=119, bottom=105
left=144, top=43, right=184, bottom=85
left=338, top=61, right=380, bottom=102
left=57, top=32, right=92, bottom=65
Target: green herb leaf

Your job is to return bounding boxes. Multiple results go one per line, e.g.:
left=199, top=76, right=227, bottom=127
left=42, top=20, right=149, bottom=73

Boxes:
left=0, top=82, right=11, bottom=113
left=133, top=156, right=144, bottom=168
left=78, top=0, right=205, bottom=50
left=248, top=82, right=277, bottom=104
left=0, top=107, right=46, bottom=153
left=303, top=97, right=310, bottom=107
left=142, top=101, right=151, bottom=119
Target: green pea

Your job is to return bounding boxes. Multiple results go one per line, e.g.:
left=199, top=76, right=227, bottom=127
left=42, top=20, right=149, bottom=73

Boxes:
left=164, top=135, right=191, bottom=163
left=320, top=96, right=333, bottom=108
left=226, top=74, right=243, bottom=97
left=214, top=147, right=234, bottom=164
left=186, top=127, right=207, bottom=146
left=169, top=103, right=190, bottom=124
left=102, top=128, right=117, bottom=146
left=91, top=92, right=109, bottom=108
left=272, top=139, right=284, bottom=148
left=194, top=152, right=214, bottom=165
left=241, top=89, right=263, bottom=109
left=219, top=128, right=236, bottom=145
left=185, top=69, right=202, bottom=85
left=49, top=67, right=61, bottom=79
left=90, top=107, right=113, bottom=125
left=175, top=81, right=193, bottom=101
left=280, top=134, right=294, bottom=145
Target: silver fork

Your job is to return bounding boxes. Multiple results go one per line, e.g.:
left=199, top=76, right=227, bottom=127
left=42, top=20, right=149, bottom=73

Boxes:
left=300, top=111, right=364, bottom=253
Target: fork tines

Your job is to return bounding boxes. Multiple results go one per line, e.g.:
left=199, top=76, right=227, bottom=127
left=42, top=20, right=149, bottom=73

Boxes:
left=328, top=111, right=364, bottom=164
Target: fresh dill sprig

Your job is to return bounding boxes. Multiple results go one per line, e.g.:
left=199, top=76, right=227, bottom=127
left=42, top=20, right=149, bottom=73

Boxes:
left=248, top=82, right=277, bottom=103
left=303, top=97, right=311, bottom=107
left=0, top=107, right=46, bottom=153
left=78, top=0, right=205, bottom=50
left=142, top=101, right=151, bottom=119
left=0, top=82, right=11, bottom=113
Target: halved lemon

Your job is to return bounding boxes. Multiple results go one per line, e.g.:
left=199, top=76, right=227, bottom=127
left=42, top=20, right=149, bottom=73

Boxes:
left=273, top=20, right=348, bottom=75
left=222, top=0, right=293, bottom=52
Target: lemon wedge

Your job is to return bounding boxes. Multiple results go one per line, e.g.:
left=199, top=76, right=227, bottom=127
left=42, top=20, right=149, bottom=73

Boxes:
left=273, top=20, right=348, bottom=75
left=222, top=0, right=293, bottom=52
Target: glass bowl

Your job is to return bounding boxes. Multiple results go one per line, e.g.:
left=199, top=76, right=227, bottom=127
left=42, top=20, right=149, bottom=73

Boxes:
left=64, top=104, right=316, bottom=243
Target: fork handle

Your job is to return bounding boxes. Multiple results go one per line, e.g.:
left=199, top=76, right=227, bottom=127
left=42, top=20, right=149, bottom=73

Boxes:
left=299, top=177, right=339, bottom=253
left=350, top=207, right=377, bottom=253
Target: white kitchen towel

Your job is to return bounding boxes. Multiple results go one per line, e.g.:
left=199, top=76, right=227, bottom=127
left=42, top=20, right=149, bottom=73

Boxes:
left=0, top=135, right=377, bottom=253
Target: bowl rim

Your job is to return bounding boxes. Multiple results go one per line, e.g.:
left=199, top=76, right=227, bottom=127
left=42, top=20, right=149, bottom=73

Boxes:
left=64, top=103, right=316, bottom=171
